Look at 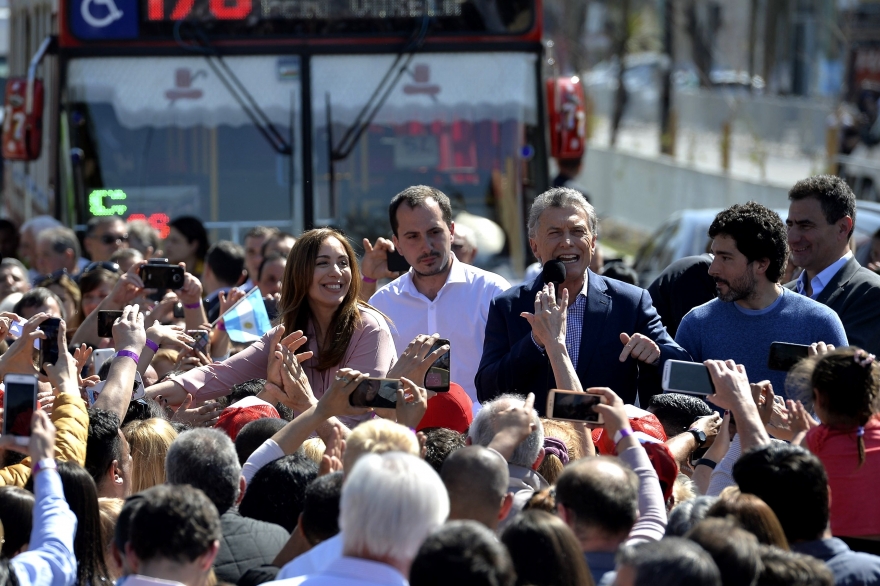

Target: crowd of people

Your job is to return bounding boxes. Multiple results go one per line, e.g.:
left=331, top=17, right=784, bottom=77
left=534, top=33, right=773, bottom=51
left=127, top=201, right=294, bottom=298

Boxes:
left=0, top=174, right=879, bottom=586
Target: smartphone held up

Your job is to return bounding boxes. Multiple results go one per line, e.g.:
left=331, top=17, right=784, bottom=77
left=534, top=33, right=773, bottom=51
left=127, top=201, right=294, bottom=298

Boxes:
left=3, top=374, right=37, bottom=437
left=662, top=360, right=715, bottom=396
left=546, top=389, right=604, bottom=425
left=349, top=377, right=401, bottom=409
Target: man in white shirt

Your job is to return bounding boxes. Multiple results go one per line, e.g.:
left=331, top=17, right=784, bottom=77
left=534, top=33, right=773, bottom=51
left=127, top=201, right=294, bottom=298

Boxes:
left=267, top=452, right=449, bottom=586
left=785, top=175, right=880, bottom=354
left=361, top=186, right=510, bottom=413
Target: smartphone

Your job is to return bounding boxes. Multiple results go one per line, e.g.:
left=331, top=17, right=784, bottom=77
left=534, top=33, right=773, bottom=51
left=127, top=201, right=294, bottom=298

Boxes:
left=348, top=377, right=401, bottom=409
left=93, top=348, right=116, bottom=377
left=767, top=342, right=811, bottom=372
left=187, top=330, right=209, bottom=355
left=97, top=310, right=123, bottom=338
left=139, top=262, right=185, bottom=290
left=424, top=338, right=450, bottom=393
left=546, top=389, right=605, bottom=425
left=172, top=302, right=185, bottom=319
left=3, top=374, right=37, bottom=437
left=662, top=360, right=715, bottom=396
left=87, top=371, right=145, bottom=405
left=38, top=318, right=61, bottom=375
left=387, top=249, right=410, bottom=273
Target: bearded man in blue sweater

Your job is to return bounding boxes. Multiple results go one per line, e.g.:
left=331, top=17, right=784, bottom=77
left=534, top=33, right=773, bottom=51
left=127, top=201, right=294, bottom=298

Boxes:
left=675, top=202, right=847, bottom=397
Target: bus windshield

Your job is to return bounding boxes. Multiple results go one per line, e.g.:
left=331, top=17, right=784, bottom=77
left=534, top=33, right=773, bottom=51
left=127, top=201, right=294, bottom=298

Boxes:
left=312, top=52, right=540, bottom=277
left=65, top=55, right=303, bottom=239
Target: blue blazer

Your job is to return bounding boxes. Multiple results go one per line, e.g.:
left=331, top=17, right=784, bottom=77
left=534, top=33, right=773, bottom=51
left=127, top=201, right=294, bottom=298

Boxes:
left=475, top=270, right=690, bottom=413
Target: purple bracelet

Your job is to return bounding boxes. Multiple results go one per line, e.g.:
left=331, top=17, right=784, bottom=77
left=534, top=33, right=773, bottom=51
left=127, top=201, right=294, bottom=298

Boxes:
left=362, top=276, right=377, bottom=283
left=183, top=302, right=202, bottom=309
left=144, top=339, right=159, bottom=353
left=116, top=350, right=139, bottom=365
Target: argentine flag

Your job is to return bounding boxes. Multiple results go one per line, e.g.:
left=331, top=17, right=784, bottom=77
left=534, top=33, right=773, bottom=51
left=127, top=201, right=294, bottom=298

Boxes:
left=220, top=287, right=272, bottom=343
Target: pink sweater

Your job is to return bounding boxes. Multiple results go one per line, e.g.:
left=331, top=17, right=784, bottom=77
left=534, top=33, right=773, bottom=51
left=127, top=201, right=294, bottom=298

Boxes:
left=170, top=307, right=397, bottom=409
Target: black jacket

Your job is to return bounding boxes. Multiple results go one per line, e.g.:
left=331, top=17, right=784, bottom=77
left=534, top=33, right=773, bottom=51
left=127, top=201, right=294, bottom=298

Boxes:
left=214, top=508, right=289, bottom=585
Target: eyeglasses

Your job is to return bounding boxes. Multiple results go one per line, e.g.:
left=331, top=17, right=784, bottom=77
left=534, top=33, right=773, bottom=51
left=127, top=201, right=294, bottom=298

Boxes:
left=82, top=261, right=121, bottom=275
left=96, top=233, right=128, bottom=245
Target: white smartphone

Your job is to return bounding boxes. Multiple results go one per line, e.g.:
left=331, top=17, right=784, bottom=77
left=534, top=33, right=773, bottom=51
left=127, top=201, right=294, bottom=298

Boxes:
left=3, top=374, right=38, bottom=437
left=92, top=349, right=116, bottom=377
left=662, top=360, right=715, bottom=396
left=546, top=389, right=605, bottom=425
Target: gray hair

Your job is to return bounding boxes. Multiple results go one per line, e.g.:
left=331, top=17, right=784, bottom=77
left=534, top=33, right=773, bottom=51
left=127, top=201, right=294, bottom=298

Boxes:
left=20, top=215, right=62, bottom=236
left=38, top=226, right=82, bottom=259
left=127, top=220, right=161, bottom=255
left=342, top=452, right=449, bottom=565
left=0, top=258, right=28, bottom=274
left=468, top=394, right=544, bottom=468
left=165, top=428, right=242, bottom=515
left=666, top=495, right=719, bottom=537
left=527, top=187, right=598, bottom=240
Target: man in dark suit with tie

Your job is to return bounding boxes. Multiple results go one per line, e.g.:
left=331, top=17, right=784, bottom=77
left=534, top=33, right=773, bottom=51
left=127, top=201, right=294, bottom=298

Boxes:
left=475, top=188, right=690, bottom=412
left=785, top=175, right=880, bottom=355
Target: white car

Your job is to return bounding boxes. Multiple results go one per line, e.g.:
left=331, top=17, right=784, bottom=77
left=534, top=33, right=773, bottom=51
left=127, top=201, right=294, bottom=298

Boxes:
left=634, top=202, right=880, bottom=286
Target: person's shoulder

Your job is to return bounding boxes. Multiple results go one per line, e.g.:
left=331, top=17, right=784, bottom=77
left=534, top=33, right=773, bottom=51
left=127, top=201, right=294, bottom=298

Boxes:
left=491, top=278, right=538, bottom=305
left=679, top=298, right=723, bottom=323
left=369, top=273, right=409, bottom=301
left=850, top=265, right=880, bottom=290
left=827, top=548, right=880, bottom=579
left=597, top=274, right=646, bottom=299
left=782, top=289, right=841, bottom=319
left=459, top=263, right=511, bottom=291
left=358, top=305, right=393, bottom=333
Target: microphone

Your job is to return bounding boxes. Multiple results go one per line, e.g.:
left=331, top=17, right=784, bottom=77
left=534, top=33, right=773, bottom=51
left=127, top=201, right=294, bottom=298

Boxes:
left=541, top=259, right=566, bottom=286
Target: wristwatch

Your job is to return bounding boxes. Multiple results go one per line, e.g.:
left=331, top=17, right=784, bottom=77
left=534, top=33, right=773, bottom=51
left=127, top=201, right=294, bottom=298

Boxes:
left=687, top=428, right=707, bottom=448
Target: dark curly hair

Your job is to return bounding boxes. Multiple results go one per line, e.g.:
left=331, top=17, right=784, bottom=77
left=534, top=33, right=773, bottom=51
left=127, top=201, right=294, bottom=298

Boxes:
left=789, top=175, right=856, bottom=239
left=708, top=202, right=788, bottom=283
left=811, top=347, right=880, bottom=468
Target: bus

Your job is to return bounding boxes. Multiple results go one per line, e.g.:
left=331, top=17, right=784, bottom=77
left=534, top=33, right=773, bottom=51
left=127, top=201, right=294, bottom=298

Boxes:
left=5, top=0, right=585, bottom=277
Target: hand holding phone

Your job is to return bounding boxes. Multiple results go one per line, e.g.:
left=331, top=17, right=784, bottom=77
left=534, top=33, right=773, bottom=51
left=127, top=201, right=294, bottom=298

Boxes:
left=38, top=318, right=62, bottom=376
left=139, top=259, right=185, bottom=290
left=187, top=330, right=210, bottom=355
left=386, top=249, right=411, bottom=273
left=424, top=338, right=450, bottom=393
left=348, top=377, right=401, bottom=409
left=662, top=360, right=715, bottom=396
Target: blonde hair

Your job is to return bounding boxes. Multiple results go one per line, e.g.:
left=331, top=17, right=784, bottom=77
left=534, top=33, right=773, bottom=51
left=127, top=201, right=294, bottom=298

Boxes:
left=343, top=419, right=420, bottom=473
left=98, top=498, right=124, bottom=580
left=301, top=437, right=326, bottom=465
left=123, top=418, right=178, bottom=493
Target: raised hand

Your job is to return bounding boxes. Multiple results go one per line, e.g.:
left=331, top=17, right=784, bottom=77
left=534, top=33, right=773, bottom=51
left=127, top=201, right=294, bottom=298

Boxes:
left=386, top=334, right=448, bottom=389
left=361, top=237, right=400, bottom=281
left=112, top=305, right=146, bottom=354
left=395, top=377, right=428, bottom=429
left=520, top=283, right=568, bottom=350
left=43, top=321, right=78, bottom=394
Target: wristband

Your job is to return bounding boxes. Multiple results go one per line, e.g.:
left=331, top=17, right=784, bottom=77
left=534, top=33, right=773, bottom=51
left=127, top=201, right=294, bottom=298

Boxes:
left=362, top=276, right=377, bottom=283
left=183, top=302, right=202, bottom=310
left=144, top=339, right=159, bottom=353
left=216, top=320, right=226, bottom=331
left=32, top=459, right=57, bottom=475
left=695, top=458, right=717, bottom=470
left=116, top=350, right=139, bottom=365
left=613, top=428, right=633, bottom=446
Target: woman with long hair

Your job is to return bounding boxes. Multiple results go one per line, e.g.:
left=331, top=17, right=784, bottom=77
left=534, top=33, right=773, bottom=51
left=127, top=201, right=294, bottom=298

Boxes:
left=706, top=489, right=789, bottom=549
left=122, top=418, right=178, bottom=493
left=147, top=228, right=396, bottom=420
left=501, top=509, right=595, bottom=586
left=55, top=461, right=112, bottom=586
left=78, top=265, right=120, bottom=319
left=792, top=346, right=880, bottom=552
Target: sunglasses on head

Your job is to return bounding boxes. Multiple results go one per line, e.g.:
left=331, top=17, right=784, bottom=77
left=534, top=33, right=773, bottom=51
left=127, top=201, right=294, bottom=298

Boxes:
left=97, top=233, right=128, bottom=245
left=82, top=261, right=121, bottom=275
left=38, top=268, right=71, bottom=286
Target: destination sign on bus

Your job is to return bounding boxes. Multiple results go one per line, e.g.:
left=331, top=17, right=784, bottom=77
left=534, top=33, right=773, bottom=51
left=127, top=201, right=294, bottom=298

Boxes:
left=145, top=0, right=462, bottom=22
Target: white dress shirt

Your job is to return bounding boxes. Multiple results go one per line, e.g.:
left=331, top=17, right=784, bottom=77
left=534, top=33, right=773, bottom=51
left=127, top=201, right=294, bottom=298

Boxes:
left=796, top=252, right=853, bottom=299
left=369, top=256, right=510, bottom=413
left=269, top=556, right=407, bottom=586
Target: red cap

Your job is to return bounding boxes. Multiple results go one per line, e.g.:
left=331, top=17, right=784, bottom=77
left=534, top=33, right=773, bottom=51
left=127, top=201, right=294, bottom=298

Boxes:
left=417, top=382, right=473, bottom=433
left=642, top=441, right=679, bottom=502
left=215, top=396, right=279, bottom=441
left=592, top=405, right=668, bottom=455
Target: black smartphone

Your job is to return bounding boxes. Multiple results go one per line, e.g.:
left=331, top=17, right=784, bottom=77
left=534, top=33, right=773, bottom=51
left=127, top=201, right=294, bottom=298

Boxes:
left=187, top=330, right=209, bottom=355
left=662, top=360, right=715, bottom=396
left=348, top=378, right=401, bottom=409
left=767, top=342, right=811, bottom=372
left=97, top=310, right=123, bottom=338
left=546, top=389, right=604, bottom=424
left=39, top=318, right=62, bottom=375
left=173, top=302, right=185, bottom=319
left=140, top=261, right=185, bottom=290
left=387, top=249, right=410, bottom=273
left=424, top=338, right=450, bottom=393
left=3, top=374, right=37, bottom=437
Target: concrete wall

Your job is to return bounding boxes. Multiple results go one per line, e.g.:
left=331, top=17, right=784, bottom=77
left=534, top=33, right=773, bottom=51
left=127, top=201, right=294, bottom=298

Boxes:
left=582, top=145, right=790, bottom=232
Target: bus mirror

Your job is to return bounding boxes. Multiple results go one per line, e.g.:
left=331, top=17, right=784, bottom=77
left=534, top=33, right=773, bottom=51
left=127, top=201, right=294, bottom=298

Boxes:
left=2, top=77, right=44, bottom=161
left=546, top=76, right=586, bottom=160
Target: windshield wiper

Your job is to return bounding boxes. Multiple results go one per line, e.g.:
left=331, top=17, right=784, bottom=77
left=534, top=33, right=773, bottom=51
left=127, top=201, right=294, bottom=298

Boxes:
left=173, top=21, right=292, bottom=156
left=325, top=15, right=430, bottom=217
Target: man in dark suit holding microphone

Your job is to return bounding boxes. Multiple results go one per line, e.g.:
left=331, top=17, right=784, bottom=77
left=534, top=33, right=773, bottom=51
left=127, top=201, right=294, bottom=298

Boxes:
left=475, top=188, right=690, bottom=412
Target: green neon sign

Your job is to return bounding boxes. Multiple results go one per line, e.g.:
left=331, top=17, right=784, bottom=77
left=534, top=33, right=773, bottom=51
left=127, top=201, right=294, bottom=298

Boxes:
left=89, top=190, right=128, bottom=216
